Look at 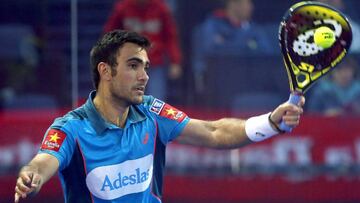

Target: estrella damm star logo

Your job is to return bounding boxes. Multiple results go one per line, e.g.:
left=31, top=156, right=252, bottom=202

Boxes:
left=49, top=133, right=61, bottom=143
left=41, top=129, right=66, bottom=152
left=159, top=103, right=187, bottom=122
left=165, top=108, right=176, bottom=116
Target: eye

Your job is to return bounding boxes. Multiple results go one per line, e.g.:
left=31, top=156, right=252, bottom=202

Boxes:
left=144, top=65, right=150, bottom=73
left=129, top=63, right=138, bottom=69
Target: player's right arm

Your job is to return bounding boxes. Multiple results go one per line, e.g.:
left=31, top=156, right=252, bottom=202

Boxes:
left=14, top=153, right=59, bottom=203
left=177, top=99, right=304, bottom=148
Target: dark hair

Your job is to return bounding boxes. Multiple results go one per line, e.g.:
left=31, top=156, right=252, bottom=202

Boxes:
left=90, top=30, right=151, bottom=89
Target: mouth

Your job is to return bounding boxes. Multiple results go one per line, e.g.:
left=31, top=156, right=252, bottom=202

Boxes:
left=134, top=86, right=145, bottom=94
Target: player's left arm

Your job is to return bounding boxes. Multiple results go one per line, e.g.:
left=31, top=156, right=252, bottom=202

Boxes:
left=176, top=97, right=305, bottom=149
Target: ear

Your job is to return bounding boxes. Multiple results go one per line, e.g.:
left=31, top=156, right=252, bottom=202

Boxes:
left=97, top=62, right=112, bottom=81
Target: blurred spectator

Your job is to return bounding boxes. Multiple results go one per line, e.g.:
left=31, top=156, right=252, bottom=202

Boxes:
left=0, top=24, right=39, bottom=109
left=317, top=0, right=360, bottom=53
left=195, top=0, right=272, bottom=56
left=307, top=56, right=360, bottom=116
left=192, top=0, right=272, bottom=94
left=104, top=0, right=182, bottom=101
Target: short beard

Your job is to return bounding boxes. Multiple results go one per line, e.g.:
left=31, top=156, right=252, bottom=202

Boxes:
left=109, top=87, right=143, bottom=107
left=109, top=68, right=143, bottom=106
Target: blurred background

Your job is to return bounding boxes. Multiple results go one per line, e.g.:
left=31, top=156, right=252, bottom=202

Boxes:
left=1, top=0, right=360, bottom=202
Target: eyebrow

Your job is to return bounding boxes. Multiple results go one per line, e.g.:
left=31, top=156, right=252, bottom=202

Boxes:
left=126, top=57, right=150, bottom=67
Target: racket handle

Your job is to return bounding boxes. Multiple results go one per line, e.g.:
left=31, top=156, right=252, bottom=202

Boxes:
left=279, top=93, right=302, bottom=132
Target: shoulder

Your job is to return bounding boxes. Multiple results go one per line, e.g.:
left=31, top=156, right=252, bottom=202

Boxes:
left=139, top=95, right=188, bottom=122
left=141, top=95, right=155, bottom=106
left=50, top=106, right=87, bottom=130
left=138, top=95, right=164, bottom=115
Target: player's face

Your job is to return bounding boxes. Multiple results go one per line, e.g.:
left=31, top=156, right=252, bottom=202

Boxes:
left=109, top=42, right=149, bottom=105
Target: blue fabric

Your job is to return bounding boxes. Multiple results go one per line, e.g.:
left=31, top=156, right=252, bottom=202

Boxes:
left=39, top=91, right=190, bottom=203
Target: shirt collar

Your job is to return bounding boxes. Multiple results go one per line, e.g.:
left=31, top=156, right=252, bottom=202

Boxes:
left=84, top=90, right=146, bottom=135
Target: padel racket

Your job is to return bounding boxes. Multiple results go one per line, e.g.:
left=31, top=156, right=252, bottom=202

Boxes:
left=279, top=1, right=352, bottom=131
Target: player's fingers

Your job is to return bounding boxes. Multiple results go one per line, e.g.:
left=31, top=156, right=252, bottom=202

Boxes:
left=283, top=103, right=303, bottom=115
left=19, top=171, right=33, bottom=184
left=31, top=174, right=41, bottom=188
left=14, top=192, right=20, bottom=203
left=283, top=120, right=300, bottom=127
left=298, top=96, right=306, bottom=107
left=285, top=107, right=303, bottom=116
left=282, top=115, right=301, bottom=126
left=16, top=177, right=31, bottom=193
left=283, top=114, right=300, bottom=121
left=15, top=186, right=27, bottom=199
left=271, top=101, right=303, bottom=125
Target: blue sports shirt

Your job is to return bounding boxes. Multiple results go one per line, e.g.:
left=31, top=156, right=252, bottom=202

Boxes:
left=39, top=91, right=190, bottom=203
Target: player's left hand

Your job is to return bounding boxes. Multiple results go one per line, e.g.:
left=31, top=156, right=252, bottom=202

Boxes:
left=270, top=96, right=305, bottom=129
left=14, top=170, right=41, bottom=203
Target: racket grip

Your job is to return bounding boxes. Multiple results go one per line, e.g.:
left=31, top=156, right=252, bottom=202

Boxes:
left=279, top=93, right=301, bottom=132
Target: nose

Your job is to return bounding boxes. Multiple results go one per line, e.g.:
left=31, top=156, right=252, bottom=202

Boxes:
left=138, top=68, right=149, bottom=82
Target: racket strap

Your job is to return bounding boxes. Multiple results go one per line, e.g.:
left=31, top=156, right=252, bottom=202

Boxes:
left=268, top=112, right=286, bottom=134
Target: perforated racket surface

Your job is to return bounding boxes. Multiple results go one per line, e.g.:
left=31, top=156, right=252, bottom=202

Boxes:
left=279, top=1, right=352, bottom=131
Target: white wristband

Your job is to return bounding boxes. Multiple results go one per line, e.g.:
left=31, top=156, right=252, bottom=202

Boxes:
left=245, top=112, right=279, bottom=142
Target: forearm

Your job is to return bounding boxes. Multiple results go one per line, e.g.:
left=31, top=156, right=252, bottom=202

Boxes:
left=15, top=153, right=59, bottom=202
left=21, top=153, right=59, bottom=189
left=208, top=118, right=252, bottom=149
left=178, top=98, right=304, bottom=149
left=211, top=111, right=287, bottom=148
left=178, top=118, right=252, bottom=149
left=179, top=113, right=282, bottom=149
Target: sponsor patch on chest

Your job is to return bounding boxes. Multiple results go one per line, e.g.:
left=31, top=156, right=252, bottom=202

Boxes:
left=86, top=154, right=153, bottom=200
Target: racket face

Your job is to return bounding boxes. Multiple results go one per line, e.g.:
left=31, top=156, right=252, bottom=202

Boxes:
left=279, top=1, right=352, bottom=94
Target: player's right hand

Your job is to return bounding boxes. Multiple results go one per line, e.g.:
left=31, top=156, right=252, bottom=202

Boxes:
left=270, top=95, right=305, bottom=130
left=14, top=170, right=41, bottom=203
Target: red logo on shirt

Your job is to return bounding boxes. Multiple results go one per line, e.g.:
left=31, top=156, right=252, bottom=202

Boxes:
left=143, top=133, right=149, bottom=144
left=159, top=104, right=186, bottom=122
left=40, top=129, right=66, bottom=152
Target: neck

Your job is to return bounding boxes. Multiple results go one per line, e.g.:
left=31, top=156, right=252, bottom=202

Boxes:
left=93, top=91, right=129, bottom=128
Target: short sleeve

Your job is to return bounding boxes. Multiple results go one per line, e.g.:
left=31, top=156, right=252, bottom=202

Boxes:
left=145, top=97, right=190, bottom=144
left=38, top=119, right=76, bottom=171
